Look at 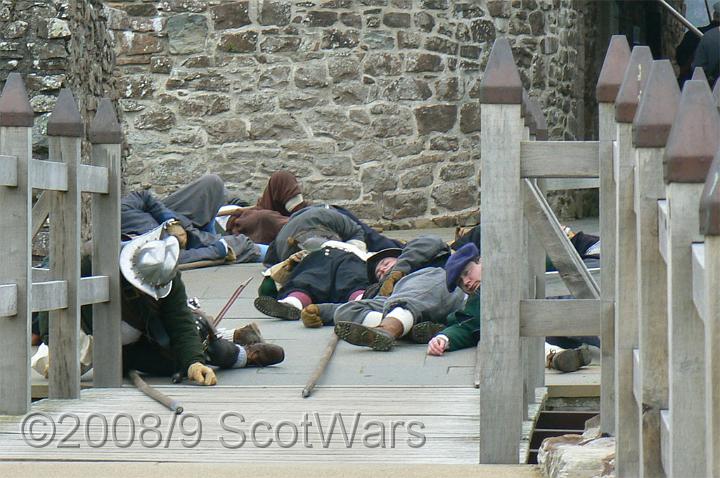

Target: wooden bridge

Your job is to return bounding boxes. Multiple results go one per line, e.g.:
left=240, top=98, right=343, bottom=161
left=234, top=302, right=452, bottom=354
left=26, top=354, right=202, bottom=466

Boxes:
left=1, top=33, right=719, bottom=476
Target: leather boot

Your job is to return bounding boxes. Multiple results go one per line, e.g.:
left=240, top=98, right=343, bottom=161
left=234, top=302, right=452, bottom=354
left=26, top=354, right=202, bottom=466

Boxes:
left=254, top=296, right=300, bottom=320
left=334, top=316, right=404, bottom=351
left=409, top=321, right=445, bottom=344
left=546, top=344, right=591, bottom=373
left=245, top=343, right=285, bottom=367
left=232, top=322, right=264, bottom=346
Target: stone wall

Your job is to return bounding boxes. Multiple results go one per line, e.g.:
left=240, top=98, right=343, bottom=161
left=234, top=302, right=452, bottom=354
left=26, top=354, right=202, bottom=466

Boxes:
left=109, top=0, right=589, bottom=228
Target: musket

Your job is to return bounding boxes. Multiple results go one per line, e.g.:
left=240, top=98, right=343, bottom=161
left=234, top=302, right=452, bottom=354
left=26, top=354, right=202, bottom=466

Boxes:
left=129, top=369, right=183, bottom=414
left=302, top=332, right=339, bottom=398
left=213, top=276, right=253, bottom=327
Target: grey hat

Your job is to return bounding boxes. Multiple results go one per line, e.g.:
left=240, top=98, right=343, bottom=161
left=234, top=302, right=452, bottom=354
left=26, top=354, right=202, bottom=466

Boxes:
left=120, top=221, right=180, bottom=300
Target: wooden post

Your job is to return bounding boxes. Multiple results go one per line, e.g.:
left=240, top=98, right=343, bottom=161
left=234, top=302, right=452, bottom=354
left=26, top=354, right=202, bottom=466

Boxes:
left=632, top=59, right=678, bottom=478
left=596, top=35, right=630, bottom=435
left=0, top=73, right=33, bottom=415
left=47, top=89, right=84, bottom=399
left=699, top=147, right=720, bottom=478
left=477, top=37, right=524, bottom=463
left=89, top=99, right=123, bottom=388
left=613, top=44, right=653, bottom=476
left=662, top=79, right=719, bottom=477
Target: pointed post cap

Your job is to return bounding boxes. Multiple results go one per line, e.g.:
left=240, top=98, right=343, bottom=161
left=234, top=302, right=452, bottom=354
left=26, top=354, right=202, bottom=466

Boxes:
left=699, top=151, right=720, bottom=235
left=663, top=80, right=720, bottom=183
left=632, top=60, right=680, bottom=148
left=527, top=96, right=547, bottom=141
left=478, top=37, right=523, bottom=105
left=89, top=98, right=122, bottom=144
left=523, top=90, right=537, bottom=134
left=0, top=73, right=34, bottom=127
left=615, top=46, right=653, bottom=123
left=691, top=67, right=708, bottom=83
left=596, top=35, right=631, bottom=103
left=47, top=88, right=84, bottom=137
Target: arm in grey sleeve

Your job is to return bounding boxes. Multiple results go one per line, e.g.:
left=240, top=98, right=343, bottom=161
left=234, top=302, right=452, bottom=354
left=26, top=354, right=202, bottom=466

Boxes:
left=392, top=235, right=451, bottom=275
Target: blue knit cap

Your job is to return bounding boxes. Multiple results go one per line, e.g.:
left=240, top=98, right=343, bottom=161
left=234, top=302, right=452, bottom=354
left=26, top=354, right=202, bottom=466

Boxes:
left=444, top=242, right=480, bottom=292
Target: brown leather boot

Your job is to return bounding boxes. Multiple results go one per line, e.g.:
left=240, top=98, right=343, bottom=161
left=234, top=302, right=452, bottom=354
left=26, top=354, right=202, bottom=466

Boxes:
left=334, top=317, right=404, bottom=351
left=409, top=321, right=445, bottom=344
left=245, top=343, right=285, bottom=367
left=232, top=322, right=264, bottom=346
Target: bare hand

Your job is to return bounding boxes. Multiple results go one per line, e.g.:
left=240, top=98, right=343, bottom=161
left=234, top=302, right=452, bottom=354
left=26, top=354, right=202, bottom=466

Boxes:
left=427, top=336, right=448, bottom=356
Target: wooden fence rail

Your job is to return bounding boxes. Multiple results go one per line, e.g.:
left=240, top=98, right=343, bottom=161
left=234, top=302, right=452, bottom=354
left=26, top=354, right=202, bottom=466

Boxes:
left=0, top=73, right=122, bottom=415
left=478, top=35, right=720, bottom=476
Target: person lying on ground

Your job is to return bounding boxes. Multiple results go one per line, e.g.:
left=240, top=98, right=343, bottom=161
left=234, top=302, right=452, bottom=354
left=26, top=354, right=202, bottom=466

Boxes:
left=253, top=240, right=369, bottom=322
left=122, top=174, right=262, bottom=265
left=33, top=222, right=284, bottom=383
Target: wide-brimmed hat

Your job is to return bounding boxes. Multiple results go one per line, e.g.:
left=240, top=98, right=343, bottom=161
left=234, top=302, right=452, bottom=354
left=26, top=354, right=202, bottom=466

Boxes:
left=120, top=221, right=180, bottom=300
left=366, top=247, right=402, bottom=283
left=444, top=242, right=480, bottom=292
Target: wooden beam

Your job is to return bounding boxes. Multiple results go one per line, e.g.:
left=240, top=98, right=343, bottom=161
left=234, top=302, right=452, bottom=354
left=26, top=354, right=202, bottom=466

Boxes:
left=79, top=164, right=108, bottom=194
left=632, top=348, right=641, bottom=406
left=692, top=243, right=706, bottom=323
left=31, top=191, right=51, bottom=238
left=31, top=267, right=50, bottom=282
left=704, top=236, right=720, bottom=477
left=80, top=275, right=109, bottom=305
left=0, top=283, right=17, bottom=317
left=0, top=154, right=17, bottom=186
left=519, top=299, right=600, bottom=336
left=658, top=200, right=669, bottom=264
left=661, top=409, right=670, bottom=474
left=31, top=280, right=67, bottom=312
left=542, top=178, right=599, bottom=191
left=30, top=158, right=67, bottom=191
left=523, top=179, right=600, bottom=299
left=544, top=268, right=600, bottom=297
left=520, top=141, right=599, bottom=178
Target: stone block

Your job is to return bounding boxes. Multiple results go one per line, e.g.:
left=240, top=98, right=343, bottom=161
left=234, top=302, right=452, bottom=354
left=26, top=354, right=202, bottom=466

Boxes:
left=119, top=75, right=155, bottom=99
left=294, top=62, right=329, bottom=88
left=149, top=56, right=173, bottom=74
left=30, top=41, right=67, bottom=60
left=259, top=65, right=291, bottom=89
left=177, top=93, right=231, bottom=117
left=371, top=113, right=414, bottom=138
left=429, top=136, right=459, bottom=151
left=487, top=0, right=511, bottom=17
left=333, top=84, right=371, bottom=105
left=361, top=166, right=398, bottom=192
left=105, top=7, right=130, bottom=30
left=206, top=118, right=249, bottom=143
left=401, top=166, right=434, bottom=188
left=455, top=3, right=485, bottom=19
left=340, top=13, right=362, bottom=28
left=305, top=179, right=362, bottom=201
left=30, top=94, right=56, bottom=113
left=397, top=31, right=422, bottom=49
left=123, top=3, right=158, bottom=16
left=170, top=126, right=205, bottom=148
left=529, top=10, right=545, bottom=35
left=158, top=0, right=207, bottom=13
left=348, top=109, right=371, bottom=125
left=352, top=141, right=392, bottom=165
left=321, top=0, right=354, bottom=7
left=470, top=18, right=496, bottom=43
left=359, top=0, right=388, bottom=5
left=422, top=0, right=448, bottom=9
left=302, top=11, right=338, bottom=27
left=313, top=154, right=354, bottom=176
left=460, top=102, right=481, bottom=133
left=259, top=1, right=292, bottom=26
left=217, top=31, right=258, bottom=53
left=321, top=29, right=360, bottom=49
left=383, top=12, right=411, bottom=28
left=283, top=139, right=336, bottom=155
left=406, top=53, right=443, bottom=72
left=182, top=55, right=212, bottom=68
left=414, top=11, right=435, bottom=32
left=116, top=32, right=164, bottom=56
left=538, top=435, right=615, bottom=478
left=415, top=104, right=457, bottom=135
left=382, top=191, right=428, bottom=219
left=390, top=0, right=413, bottom=8
left=435, top=77, right=462, bottom=101
left=440, top=163, right=474, bottom=181
left=4, top=20, right=28, bottom=39
left=167, top=14, right=208, bottom=54
left=328, top=56, right=360, bottom=82
left=237, top=93, right=278, bottom=113
left=249, top=114, right=306, bottom=140
left=363, top=31, right=395, bottom=50
left=134, top=106, right=176, bottom=131
left=307, top=109, right=365, bottom=141
left=431, top=180, right=477, bottom=209
left=119, top=99, right=145, bottom=113
left=363, top=53, right=402, bottom=76
left=382, top=78, right=432, bottom=101
left=460, top=45, right=481, bottom=59
left=260, top=36, right=302, bottom=54
left=425, top=36, right=458, bottom=55
left=27, top=74, right=65, bottom=92
left=278, top=91, right=326, bottom=110
left=210, top=2, right=250, bottom=30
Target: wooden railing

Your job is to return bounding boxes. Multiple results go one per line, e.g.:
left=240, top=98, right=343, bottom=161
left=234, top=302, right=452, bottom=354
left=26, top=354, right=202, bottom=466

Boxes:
left=477, top=35, right=720, bottom=477
left=0, top=73, right=122, bottom=415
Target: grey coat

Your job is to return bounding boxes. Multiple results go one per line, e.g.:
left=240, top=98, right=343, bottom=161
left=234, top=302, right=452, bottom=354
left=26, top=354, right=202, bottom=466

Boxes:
left=270, top=205, right=365, bottom=264
left=334, top=267, right=466, bottom=326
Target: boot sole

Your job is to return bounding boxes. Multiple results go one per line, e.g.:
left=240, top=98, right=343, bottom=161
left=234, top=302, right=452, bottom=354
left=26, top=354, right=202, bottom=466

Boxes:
left=254, top=296, right=300, bottom=320
left=552, top=347, right=591, bottom=373
left=410, top=321, right=445, bottom=344
left=334, top=321, right=394, bottom=351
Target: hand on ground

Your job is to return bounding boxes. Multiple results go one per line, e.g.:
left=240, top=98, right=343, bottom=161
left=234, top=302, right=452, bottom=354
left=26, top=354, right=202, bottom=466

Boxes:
left=427, top=336, right=448, bottom=356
